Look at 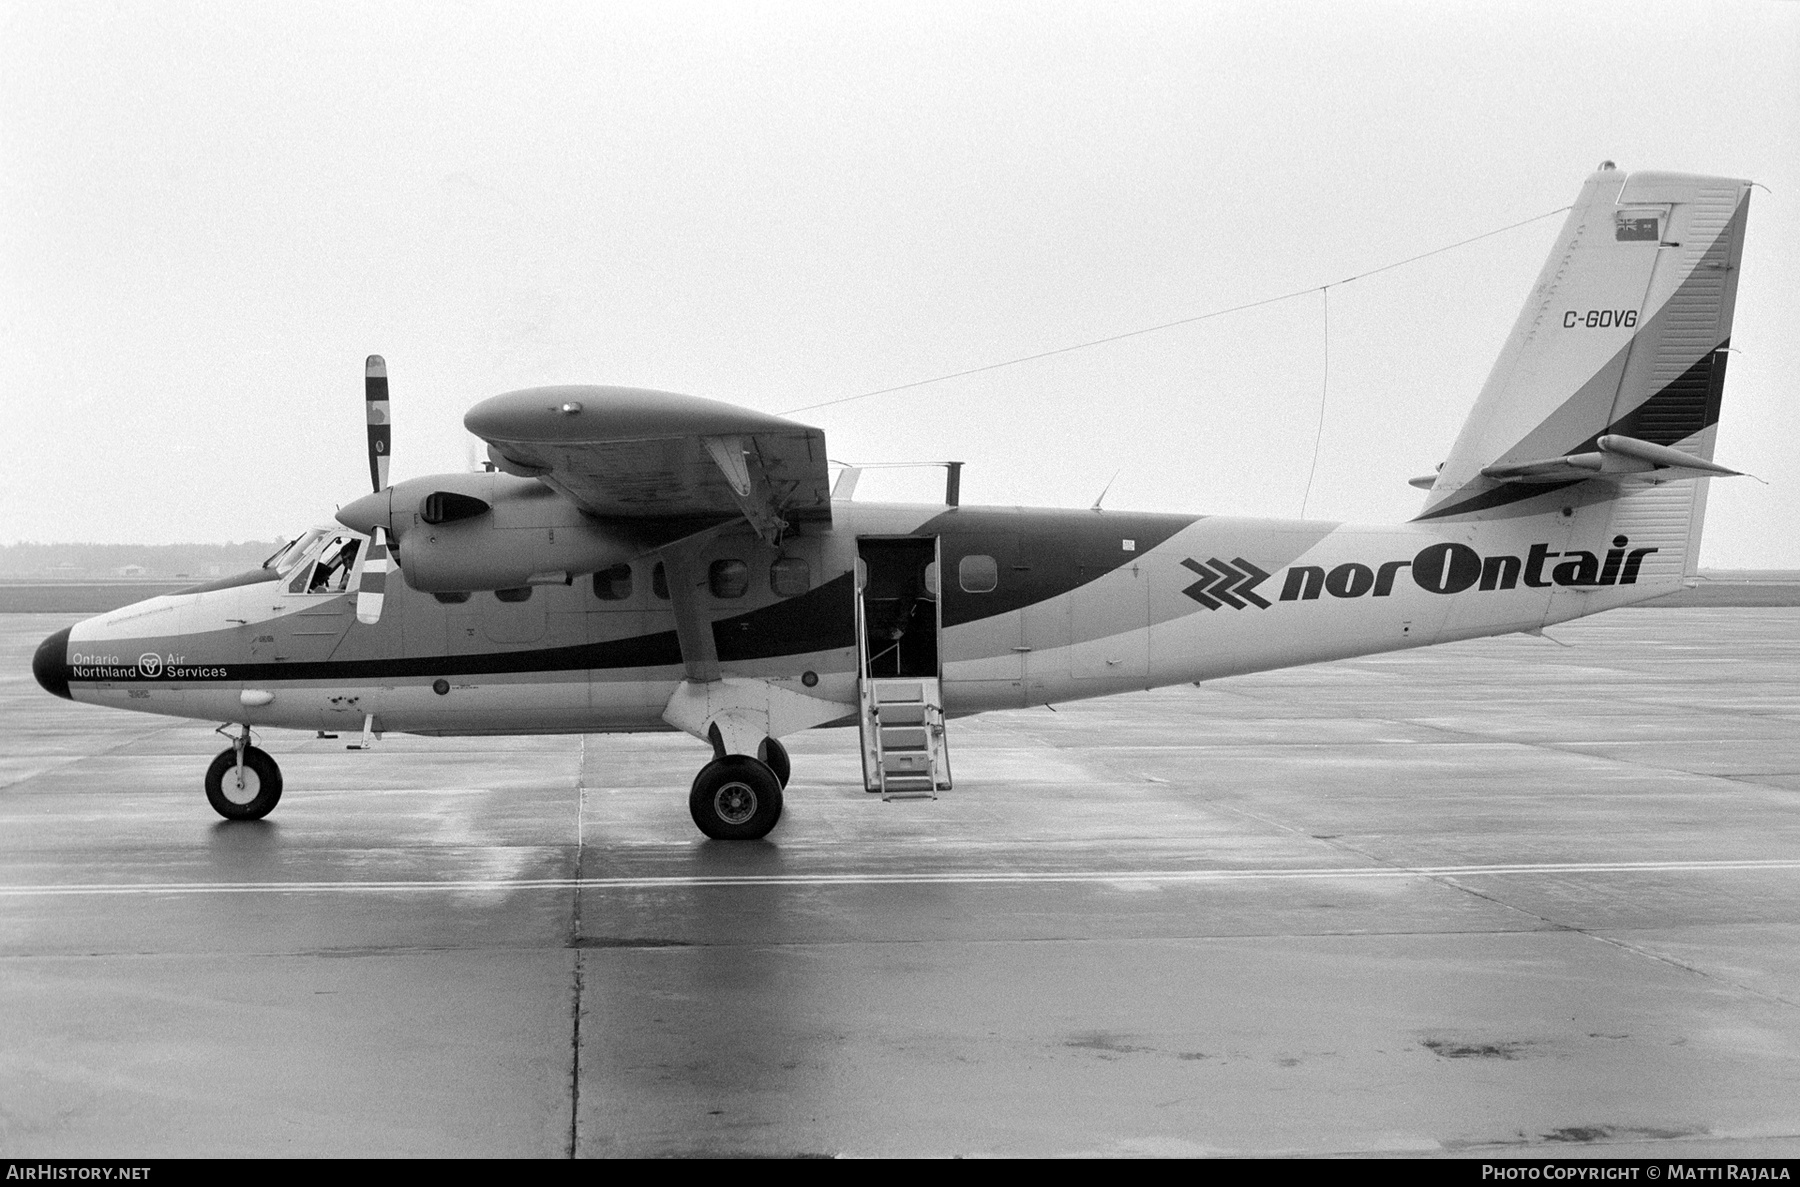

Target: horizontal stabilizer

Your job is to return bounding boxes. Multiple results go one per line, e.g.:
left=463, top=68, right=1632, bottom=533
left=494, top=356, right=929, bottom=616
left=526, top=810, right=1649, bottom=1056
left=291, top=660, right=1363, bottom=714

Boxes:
left=1480, top=454, right=1604, bottom=483
left=1596, top=433, right=1742, bottom=476
left=1480, top=433, right=1743, bottom=485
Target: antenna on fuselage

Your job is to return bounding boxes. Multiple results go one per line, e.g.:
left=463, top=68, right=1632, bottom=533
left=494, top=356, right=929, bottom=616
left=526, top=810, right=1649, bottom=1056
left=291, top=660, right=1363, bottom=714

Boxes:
left=1091, top=469, right=1121, bottom=511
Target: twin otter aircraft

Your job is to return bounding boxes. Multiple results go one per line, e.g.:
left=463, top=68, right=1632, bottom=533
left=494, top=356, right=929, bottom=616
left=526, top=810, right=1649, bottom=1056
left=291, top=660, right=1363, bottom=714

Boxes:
left=33, top=166, right=1756, bottom=839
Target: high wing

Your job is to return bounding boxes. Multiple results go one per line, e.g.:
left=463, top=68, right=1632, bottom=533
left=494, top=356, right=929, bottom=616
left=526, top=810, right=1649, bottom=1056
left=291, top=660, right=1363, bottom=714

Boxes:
left=464, top=385, right=832, bottom=543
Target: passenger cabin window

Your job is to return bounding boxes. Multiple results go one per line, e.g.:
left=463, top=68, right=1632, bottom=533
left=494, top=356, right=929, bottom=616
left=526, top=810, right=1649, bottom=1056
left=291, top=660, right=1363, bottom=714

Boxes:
left=652, top=562, right=669, bottom=600
left=709, top=559, right=749, bottom=599
left=494, top=586, right=533, bottom=603
left=593, top=563, right=633, bottom=601
left=769, top=556, right=810, bottom=598
left=958, top=554, right=998, bottom=593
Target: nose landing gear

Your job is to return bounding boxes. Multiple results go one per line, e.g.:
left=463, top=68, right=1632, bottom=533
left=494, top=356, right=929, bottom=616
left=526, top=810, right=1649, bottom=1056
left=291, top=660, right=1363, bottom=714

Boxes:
left=205, top=725, right=283, bottom=821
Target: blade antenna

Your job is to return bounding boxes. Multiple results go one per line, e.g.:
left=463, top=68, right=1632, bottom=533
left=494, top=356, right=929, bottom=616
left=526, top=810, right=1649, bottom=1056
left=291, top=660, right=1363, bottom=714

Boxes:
left=1092, top=469, right=1121, bottom=511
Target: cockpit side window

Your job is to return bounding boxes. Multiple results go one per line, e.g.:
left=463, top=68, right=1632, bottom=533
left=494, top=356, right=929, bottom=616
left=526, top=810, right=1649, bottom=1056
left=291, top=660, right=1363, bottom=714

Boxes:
left=308, top=537, right=361, bottom=593
left=284, top=534, right=331, bottom=594
left=286, top=534, right=362, bottom=595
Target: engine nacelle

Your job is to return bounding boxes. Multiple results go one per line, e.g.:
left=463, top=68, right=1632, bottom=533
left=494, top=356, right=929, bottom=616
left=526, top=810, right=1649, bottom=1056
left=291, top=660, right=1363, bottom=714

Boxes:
left=342, top=472, right=661, bottom=593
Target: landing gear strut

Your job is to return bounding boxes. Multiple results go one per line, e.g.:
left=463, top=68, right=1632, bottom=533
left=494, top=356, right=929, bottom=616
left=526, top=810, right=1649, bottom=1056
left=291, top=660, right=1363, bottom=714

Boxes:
left=205, top=725, right=283, bottom=821
left=688, top=754, right=783, bottom=840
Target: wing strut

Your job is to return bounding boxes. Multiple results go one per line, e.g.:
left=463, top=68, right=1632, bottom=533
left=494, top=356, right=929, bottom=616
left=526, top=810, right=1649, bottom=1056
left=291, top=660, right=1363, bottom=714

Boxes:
left=702, top=434, right=788, bottom=545
left=658, top=537, right=722, bottom=684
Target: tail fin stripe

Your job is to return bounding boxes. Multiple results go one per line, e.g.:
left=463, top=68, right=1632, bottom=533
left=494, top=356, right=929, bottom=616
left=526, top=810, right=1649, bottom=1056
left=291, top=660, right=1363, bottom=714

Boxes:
left=1413, top=478, right=1584, bottom=522
left=1587, top=345, right=1727, bottom=449
left=1415, top=335, right=1727, bottom=521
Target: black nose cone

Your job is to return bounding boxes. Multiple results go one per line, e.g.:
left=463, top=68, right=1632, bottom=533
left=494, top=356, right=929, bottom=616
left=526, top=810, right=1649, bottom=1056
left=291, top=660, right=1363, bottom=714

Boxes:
left=33, top=626, right=73, bottom=700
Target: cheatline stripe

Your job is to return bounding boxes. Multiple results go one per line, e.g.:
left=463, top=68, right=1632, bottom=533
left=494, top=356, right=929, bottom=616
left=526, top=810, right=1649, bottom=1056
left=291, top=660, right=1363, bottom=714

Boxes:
left=2, top=858, right=1797, bottom=898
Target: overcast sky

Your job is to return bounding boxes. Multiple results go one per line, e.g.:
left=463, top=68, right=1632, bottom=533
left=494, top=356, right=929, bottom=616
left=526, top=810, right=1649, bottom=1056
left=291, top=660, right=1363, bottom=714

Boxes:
left=3, top=1, right=1796, bottom=566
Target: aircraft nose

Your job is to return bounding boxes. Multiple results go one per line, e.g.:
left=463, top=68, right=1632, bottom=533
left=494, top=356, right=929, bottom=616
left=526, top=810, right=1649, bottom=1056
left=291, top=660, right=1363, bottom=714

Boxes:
left=33, top=626, right=73, bottom=700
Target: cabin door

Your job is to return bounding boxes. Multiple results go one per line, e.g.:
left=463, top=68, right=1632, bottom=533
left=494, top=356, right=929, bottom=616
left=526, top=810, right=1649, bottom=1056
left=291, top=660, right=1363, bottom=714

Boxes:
left=855, top=538, right=941, bottom=679
left=854, top=537, right=952, bottom=796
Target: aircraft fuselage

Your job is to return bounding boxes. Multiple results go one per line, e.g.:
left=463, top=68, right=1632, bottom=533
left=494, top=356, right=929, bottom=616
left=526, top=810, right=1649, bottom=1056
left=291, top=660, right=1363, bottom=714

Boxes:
left=36, top=497, right=1674, bottom=739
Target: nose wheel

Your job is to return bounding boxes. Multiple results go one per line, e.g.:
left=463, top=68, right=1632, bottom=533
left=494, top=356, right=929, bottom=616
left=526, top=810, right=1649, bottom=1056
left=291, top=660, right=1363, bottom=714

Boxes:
left=688, top=755, right=783, bottom=840
left=204, top=744, right=283, bottom=821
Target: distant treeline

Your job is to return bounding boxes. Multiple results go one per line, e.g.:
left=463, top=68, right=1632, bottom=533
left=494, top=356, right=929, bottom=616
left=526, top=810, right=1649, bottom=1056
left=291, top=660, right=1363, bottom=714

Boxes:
left=0, top=541, right=283, bottom=578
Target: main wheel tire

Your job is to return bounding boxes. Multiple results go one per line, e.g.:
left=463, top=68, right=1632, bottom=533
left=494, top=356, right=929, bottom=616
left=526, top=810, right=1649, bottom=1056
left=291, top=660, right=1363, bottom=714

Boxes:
left=204, top=746, right=283, bottom=821
left=688, top=755, right=783, bottom=840
left=757, top=737, right=791, bottom=788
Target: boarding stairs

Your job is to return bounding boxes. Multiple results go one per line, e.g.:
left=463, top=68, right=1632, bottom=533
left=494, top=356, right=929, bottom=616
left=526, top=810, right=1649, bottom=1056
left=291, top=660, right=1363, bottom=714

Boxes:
left=859, top=678, right=953, bottom=800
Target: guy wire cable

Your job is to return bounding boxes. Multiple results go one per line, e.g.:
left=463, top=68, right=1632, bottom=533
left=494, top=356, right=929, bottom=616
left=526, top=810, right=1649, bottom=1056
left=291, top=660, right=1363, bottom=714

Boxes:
left=779, top=205, right=1571, bottom=417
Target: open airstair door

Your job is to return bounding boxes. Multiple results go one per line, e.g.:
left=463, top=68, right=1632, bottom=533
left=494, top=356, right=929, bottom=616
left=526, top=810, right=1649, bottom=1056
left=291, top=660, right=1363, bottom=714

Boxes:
left=856, top=538, right=952, bottom=799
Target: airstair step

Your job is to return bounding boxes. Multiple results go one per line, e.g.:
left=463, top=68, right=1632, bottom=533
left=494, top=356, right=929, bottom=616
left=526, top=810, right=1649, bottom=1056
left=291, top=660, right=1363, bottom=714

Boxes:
left=880, top=726, right=928, bottom=750
left=880, top=774, right=938, bottom=800
left=873, top=683, right=924, bottom=704
left=860, top=671, right=950, bottom=794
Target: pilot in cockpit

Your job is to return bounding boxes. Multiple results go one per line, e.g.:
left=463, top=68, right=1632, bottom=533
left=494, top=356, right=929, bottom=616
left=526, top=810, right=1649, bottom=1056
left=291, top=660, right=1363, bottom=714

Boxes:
left=307, top=537, right=362, bottom=593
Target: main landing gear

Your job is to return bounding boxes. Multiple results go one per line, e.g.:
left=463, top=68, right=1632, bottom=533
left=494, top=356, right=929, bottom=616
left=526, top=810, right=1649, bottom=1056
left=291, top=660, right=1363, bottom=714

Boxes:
left=687, top=738, right=791, bottom=841
left=195, top=722, right=793, bottom=836
left=205, top=725, right=283, bottom=821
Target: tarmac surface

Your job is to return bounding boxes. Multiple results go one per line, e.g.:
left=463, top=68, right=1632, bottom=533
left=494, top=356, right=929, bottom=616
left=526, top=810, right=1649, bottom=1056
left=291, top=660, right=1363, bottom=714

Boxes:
left=2, top=607, right=1798, bottom=1158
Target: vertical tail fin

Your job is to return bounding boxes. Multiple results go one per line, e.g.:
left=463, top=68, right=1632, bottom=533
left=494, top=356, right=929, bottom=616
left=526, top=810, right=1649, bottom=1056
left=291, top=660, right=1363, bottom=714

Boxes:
left=1417, top=166, right=1752, bottom=580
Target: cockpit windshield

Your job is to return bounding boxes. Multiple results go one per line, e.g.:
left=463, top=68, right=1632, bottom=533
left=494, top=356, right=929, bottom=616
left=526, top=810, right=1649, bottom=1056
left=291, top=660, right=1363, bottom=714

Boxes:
left=265, top=528, right=327, bottom=575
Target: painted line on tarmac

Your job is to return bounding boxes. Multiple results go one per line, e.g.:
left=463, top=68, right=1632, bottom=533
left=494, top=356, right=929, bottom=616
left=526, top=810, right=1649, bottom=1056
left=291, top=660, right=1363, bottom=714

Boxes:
left=2, top=858, right=1799, bottom=898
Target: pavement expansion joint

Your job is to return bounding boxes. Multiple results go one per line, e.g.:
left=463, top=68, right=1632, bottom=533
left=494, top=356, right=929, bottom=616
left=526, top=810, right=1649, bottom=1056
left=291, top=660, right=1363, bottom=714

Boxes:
left=1581, top=930, right=1800, bottom=1010
left=567, top=736, right=587, bottom=1160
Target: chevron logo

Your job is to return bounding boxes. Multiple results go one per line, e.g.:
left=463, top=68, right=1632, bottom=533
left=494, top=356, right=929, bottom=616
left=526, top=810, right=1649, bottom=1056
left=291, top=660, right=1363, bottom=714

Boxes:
left=1180, top=557, right=1272, bottom=610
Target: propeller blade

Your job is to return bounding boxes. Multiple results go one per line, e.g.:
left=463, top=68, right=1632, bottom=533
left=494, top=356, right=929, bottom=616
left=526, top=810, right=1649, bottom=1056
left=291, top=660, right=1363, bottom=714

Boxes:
left=365, top=355, right=390, bottom=493
left=355, top=526, right=390, bottom=625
